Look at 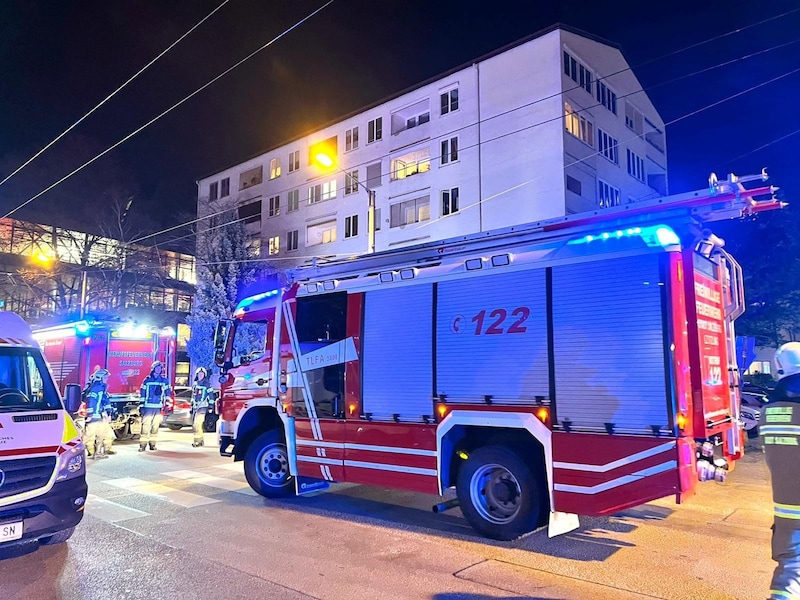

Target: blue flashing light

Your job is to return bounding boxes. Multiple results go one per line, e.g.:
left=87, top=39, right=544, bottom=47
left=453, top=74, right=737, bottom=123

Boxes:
left=237, top=289, right=280, bottom=311
left=568, top=224, right=681, bottom=249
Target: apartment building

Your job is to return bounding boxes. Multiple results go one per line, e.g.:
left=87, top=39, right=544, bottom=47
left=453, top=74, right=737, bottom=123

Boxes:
left=197, top=24, right=667, bottom=268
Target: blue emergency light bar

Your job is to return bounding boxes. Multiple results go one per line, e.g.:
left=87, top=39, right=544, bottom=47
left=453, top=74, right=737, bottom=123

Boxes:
left=568, top=224, right=681, bottom=248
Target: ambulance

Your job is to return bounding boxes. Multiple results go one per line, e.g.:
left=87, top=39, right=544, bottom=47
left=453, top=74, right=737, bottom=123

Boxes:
left=0, top=313, right=86, bottom=548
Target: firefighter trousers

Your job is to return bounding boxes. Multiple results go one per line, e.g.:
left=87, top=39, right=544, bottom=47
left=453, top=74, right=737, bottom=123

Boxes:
left=140, top=410, right=163, bottom=446
left=84, top=420, right=114, bottom=454
left=192, top=409, right=207, bottom=444
left=771, top=526, right=800, bottom=599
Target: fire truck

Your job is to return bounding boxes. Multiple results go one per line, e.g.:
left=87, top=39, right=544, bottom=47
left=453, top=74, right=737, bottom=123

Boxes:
left=213, top=171, right=782, bottom=540
left=33, top=320, right=177, bottom=440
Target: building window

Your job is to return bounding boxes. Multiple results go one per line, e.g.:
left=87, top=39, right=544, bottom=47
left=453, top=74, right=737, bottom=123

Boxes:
left=563, top=51, right=592, bottom=94
left=268, top=195, right=280, bottom=217
left=220, top=177, right=230, bottom=197
left=390, top=148, right=431, bottom=181
left=390, top=195, right=430, bottom=228
left=308, top=184, right=321, bottom=205
left=366, top=162, right=382, bottom=188
left=598, top=129, right=619, bottom=164
left=625, top=102, right=643, bottom=135
left=374, top=207, right=381, bottom=231
left=595, top=81, right=617, bottom=115
left=598, top=180, right=621, bottom=208
left=209, top=182, right=219, bottom=201
left=309, top=136, right=338, bottom=167
left=307, top=220, right=337, bottom=246
left=287, top=189, right=299, bottom=212
left=345, top=127, right=359, bottom=151
left=442, top=187, right=459, bottom=216
left=440, top=88, right=459, bottom=115
left=288, top=150, right=300, bottom=172
left=345, top=170, right=359, bottom=195
left=566, top=175, right=582, bottom=196
left=645, top=119, right=665, bottom=153
left=345, top=214, right=359, bottom=238
left=441, top=137, right=459, bottom=165
left=564, top=102, right=594, bottom=146
left=238, top=200, right=262, bottom=224
left=268, top=235, right=280, bottom=255
left=322, top=179, right=337, bottom=200
left=287, top=229, right=299, bottom=252
left=626, top=149, right=645, bottom=182
left=368, top=117, right=382, bottom=143
left=270, top=158, right=281, bottom=179
left=239, top=166, right=263, bottom=190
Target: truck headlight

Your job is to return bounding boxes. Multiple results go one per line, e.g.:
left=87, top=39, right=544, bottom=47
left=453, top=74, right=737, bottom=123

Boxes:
left=56, top=446, right=86, bottom=481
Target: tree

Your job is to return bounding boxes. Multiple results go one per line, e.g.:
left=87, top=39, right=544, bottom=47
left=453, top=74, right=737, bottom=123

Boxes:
left=186, top=200, right=269, bottom=375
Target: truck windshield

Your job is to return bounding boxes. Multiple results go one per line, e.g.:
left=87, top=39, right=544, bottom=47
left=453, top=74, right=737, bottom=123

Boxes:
left=231, top=320, right=269, bottom=366
left=0, top=347, right=61, bottom=412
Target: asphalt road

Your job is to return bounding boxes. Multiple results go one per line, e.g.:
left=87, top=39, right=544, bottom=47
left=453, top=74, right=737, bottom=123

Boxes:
left=0, top=430, right=774, bottom=600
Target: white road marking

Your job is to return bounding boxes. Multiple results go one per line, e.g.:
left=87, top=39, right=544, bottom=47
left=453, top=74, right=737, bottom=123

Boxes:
left=162, top=470, right=258, bottom=495
left=103, top=477, right=221, bottom=508
left=85, top=494, right=149, bottom=522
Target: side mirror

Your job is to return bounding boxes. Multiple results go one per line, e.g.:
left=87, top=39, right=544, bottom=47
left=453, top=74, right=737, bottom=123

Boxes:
left=64, top=383, right=82, bottom=414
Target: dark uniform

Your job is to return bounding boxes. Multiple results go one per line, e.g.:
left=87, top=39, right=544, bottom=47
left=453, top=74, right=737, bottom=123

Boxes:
left=761, top=344, right=800, bottom=600
left=84, top=369, right=115, bottom=458
left=139, top=361, right=170, bottom=452
left=191, top=367, right=213, bottom=447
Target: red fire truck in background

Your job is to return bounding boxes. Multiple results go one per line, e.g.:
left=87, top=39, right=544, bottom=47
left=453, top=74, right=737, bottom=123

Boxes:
left=213, top=171, right=782, bottom=540
left=33, top=320, right=177, bottom=440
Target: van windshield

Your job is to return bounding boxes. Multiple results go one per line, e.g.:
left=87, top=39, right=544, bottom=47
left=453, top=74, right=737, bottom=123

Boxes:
left=0, top=348, right=61, bottom=412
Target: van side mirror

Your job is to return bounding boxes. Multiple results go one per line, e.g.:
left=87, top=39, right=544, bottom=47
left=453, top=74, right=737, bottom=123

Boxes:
left=64, top=383, right=82, bottom=414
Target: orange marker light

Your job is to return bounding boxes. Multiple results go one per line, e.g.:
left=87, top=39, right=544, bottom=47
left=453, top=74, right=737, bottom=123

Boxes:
left=348, top=403, right=357, bottom=415
left=536, top=407, right=550, bottom=424
left=676, top=412, right=687, bottom=430
left=437, top=404, right=448, bottom=419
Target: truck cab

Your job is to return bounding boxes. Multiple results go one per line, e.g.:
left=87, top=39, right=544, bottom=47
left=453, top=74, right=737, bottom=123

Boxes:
left=0, top=313, right=87, bottom=549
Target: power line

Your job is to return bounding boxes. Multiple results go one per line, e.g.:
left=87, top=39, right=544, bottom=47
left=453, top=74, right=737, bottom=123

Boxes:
left=0, top=0, right=232, bottom=190
left=1, top=0, right=337, bottom=221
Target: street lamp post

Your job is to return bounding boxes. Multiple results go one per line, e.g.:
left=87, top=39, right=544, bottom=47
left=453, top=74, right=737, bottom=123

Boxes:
left=314, top=151, right=376, bottom=254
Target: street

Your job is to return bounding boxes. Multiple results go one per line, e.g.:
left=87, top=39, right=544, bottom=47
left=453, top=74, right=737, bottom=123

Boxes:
left=0, top=431, right=774, bottom=600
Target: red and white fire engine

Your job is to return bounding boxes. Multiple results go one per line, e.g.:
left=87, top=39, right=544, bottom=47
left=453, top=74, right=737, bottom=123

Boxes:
left=213, top=171, right=782, bottom=540
left=33, top=320, right=177, bottom=440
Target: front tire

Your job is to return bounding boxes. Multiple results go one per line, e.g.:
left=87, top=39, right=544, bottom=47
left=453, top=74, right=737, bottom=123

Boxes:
left=456, top=445, right=545, bottom=541
left=39, top=527, right=76, bottom=546
left=167, top=424, right=184, bottom=431
left=244, top=430, right=295, bottom=498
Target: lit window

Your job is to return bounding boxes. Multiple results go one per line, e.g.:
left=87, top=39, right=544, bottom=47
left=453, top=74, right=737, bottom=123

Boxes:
left=390, top=195, right=430, bottom=228
left=270, top=158, right=281, bottom=179
left=390, top=148, right=431, bottom=181
left=307, top=221, right=337, bottom=246
left=564, top=102, right=594, bottom=146
left=268, top=236, right=280, bottom=255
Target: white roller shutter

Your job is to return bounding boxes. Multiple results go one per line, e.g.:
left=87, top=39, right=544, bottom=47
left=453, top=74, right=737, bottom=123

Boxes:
left=552, top=253, right=669, bottom=433
left=436, top=269, right=549, bottom=402
left=362, top=285, right=433, bottom=421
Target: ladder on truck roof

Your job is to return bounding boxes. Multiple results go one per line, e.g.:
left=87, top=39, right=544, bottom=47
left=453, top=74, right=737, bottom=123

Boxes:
left=288, top=170, right=783, bottom=284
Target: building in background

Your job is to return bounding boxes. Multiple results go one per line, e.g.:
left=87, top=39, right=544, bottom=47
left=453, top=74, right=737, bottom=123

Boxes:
left=0, top=217, right=197, bottom=384
left=197, top=25, right=667, bottom=269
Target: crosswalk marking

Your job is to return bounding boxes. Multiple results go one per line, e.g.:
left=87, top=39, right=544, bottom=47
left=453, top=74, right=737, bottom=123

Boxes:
left=162, top=470, right=258, bottom=495
left=212, top=461, right=244, bottom=472
left=85, top=494, right=150, bottom=522
left=104, top=477, right=222, bottom=508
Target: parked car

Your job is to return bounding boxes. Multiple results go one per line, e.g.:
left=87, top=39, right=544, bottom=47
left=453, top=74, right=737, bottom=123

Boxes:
left=740, top=390, right=768, bottom=438
left=163, top=386, right=218, bottom=432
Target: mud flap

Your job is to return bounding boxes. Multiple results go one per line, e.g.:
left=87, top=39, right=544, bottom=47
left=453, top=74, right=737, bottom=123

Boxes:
left=295, top=476, right=330, bottom=496
left=548, top=511, right=580, bottom=538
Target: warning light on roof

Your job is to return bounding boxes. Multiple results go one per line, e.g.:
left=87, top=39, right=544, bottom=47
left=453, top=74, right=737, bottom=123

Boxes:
left=536, top=407, right=550, bottom=425
left=568, top=224, right=679, bottom=249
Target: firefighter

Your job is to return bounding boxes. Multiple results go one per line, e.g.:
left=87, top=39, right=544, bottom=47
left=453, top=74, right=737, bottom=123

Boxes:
left=84, top=368, right=115, bottom=459
left=761, top=342, right=800, bottom=600
left=138, top=360, right=170, bottom=452
left=190, top=367, right=213, bottom=447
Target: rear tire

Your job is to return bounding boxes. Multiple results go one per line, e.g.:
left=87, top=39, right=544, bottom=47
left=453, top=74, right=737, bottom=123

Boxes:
left=456, top=445, right=545, bottom=541
left=39, top=526, right=76, bottom=546
left=244, top=430, right=295, bottom=498
left=167, top=424, right=183, bottom=431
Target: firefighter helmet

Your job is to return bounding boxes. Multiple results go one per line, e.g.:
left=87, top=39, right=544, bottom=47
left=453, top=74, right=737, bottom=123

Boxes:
left=194, top=367, right=207, bottom=381
left=773, top=342, right=800, bottom=380
left=150, top=360, right=164, bottom=374
left=90, top=368, right=110, bottom=381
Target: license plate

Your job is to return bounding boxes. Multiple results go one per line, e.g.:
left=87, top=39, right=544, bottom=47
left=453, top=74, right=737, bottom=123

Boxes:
left=0, top=521, right=23, bottom=542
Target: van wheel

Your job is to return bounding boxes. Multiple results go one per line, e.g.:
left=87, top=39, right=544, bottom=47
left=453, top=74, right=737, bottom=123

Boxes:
left=456, top=445, right=544, bottom=541
left=244, top=431, right=295, bottom=498
left=167, top=424, right=184, bottom=431
left=39, top=526, right=76, bottom=546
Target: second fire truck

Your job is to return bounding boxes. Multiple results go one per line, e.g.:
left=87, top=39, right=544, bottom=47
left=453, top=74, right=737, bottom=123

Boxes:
left=213, top=171, right=782, bottom=540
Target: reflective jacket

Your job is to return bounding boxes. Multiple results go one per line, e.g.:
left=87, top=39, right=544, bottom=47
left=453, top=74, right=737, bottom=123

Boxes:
left=192, top=377, right=213, bottom=411
left=139, top=374, right=170, bottom=410
left=85, top=380, right=111, bottom=420
left=760, top=375, right=800, bottom=559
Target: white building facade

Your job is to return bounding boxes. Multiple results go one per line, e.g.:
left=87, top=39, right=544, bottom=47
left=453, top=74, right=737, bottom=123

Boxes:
left=197, top=25, right=667, bottom=268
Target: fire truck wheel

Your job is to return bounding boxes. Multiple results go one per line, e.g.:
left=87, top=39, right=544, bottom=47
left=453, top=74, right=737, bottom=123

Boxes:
left=244, top=431, right=295, bottom=498
left=456, top=446, right=542, bottom=541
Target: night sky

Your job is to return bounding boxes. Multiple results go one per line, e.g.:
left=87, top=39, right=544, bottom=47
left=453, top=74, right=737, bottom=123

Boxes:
left=1, top=0, right=798, bottom=247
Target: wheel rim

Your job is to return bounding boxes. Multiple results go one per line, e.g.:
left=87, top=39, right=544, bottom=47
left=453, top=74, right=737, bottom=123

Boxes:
left=469, top=462, right=522, bottom=524
left=255, top=443, right=290, bottom=487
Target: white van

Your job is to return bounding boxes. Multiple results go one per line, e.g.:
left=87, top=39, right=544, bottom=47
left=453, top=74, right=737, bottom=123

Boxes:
left=0, top=313, right=87, bottom=548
